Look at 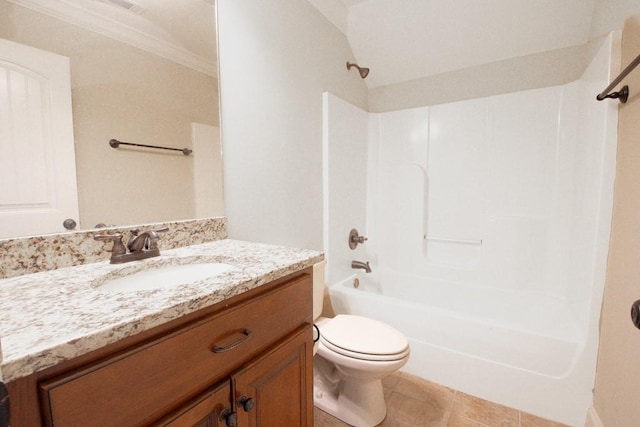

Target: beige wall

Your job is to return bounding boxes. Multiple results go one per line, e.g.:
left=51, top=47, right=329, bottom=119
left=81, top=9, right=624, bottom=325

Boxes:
left=368, top=44, right=589, bottom=112
left=0, top=1, right=219, bottom=229
left=593, top=15, right=640, bottom=426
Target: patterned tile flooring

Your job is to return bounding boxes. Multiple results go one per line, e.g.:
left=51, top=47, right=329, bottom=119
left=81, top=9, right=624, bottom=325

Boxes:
left=314, top=372, right=569, bottom=427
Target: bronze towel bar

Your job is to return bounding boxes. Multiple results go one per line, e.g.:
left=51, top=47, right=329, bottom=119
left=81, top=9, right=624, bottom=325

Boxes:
left=109, top=139, right=192, bottom=156
left=596, top=53, right=640, bottom=104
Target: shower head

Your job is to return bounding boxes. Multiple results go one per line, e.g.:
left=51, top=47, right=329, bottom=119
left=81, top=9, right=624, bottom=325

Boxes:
left=346, top=61, right=370, bottom=79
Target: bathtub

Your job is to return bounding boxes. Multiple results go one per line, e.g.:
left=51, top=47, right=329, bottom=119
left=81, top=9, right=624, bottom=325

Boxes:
left=328, top=271, right=592, bottom=426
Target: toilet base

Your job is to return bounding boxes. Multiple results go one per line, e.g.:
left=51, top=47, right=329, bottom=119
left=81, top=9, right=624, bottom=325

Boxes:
left=314, top=368, right=387, bottom=427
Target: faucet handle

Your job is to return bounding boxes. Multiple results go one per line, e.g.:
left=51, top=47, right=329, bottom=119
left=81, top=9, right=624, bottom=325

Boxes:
left=131, top=227, right=169, bottom=236
left=146, top=227, right=169, bottom=249
left=128, top=227, right=169, bottom=252
left=94, top=233, right=126, bottom=256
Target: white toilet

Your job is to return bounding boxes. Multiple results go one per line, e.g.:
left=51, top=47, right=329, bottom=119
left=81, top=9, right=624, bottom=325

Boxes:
left=312, top=263, right=410, bottom=426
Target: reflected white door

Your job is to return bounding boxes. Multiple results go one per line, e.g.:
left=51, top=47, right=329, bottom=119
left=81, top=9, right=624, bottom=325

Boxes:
left=0, top=38, right=79, bottom=238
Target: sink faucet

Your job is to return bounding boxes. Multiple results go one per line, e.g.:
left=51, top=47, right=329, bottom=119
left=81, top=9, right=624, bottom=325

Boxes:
left=94, top=227, right=168, bottom=264
left=351, top=260, right=372, bottom=273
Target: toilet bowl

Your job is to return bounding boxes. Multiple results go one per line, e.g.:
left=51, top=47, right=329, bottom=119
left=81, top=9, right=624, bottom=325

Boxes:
left=312, top=262, right=410, bottom=426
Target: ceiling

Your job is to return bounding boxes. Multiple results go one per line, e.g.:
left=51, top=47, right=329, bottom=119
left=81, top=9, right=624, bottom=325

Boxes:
left=327, top=0, right=598, bottom=88
left=19, top=0, right=602, bottom=88
left=9, top=0, right=216, bottom=75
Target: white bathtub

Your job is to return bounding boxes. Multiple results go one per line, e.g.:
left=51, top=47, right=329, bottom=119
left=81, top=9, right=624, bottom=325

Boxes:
left=328, top=271, right=591, bottom=426
left=322, top=33, right=618, bottom=426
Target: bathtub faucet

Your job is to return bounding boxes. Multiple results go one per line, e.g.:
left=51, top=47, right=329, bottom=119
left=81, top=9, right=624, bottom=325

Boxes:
left=351, top=260, right=372, bottom=273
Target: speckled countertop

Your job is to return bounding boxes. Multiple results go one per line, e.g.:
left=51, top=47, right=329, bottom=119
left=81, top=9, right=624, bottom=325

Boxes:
left=0, top=239, right=323, bottom=383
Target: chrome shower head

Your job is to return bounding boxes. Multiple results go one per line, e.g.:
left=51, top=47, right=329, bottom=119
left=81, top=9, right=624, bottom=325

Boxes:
left=346, top=61, right=370, bottom=79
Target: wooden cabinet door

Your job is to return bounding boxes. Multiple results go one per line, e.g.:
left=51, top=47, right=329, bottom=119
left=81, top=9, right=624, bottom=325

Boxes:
left=233, top=327, right=313, bottom=427
left=154, top=381, right=232, bottom=427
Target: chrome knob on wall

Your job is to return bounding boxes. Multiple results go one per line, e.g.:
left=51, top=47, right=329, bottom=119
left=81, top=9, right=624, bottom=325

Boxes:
left=349, top=228, right=368, bottom=250
left=63, top=218, right=77, bottom=230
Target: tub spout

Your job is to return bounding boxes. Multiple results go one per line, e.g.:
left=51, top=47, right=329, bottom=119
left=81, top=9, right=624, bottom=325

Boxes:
left=351, top=260, right=372, bottom=273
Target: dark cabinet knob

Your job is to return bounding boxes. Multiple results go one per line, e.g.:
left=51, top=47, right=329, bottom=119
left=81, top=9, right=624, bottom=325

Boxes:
left=220, top=408, right=237, bottom=427
left=238, top=395, right=255, bottom=412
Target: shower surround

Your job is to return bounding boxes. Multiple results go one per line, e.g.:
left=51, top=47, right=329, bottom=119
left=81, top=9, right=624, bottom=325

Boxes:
left=322, top=34, right=619, bottom=426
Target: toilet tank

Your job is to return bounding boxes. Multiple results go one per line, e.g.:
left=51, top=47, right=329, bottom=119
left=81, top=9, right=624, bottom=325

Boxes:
left=312, top=261, right=326, bottom=320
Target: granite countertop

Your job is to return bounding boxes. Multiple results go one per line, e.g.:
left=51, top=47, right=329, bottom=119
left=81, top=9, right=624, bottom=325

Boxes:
left=0, top=239, right=323, bottom=383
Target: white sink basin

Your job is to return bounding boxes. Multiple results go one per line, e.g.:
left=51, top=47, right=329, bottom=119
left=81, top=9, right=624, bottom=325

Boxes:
left=97, top=263, right=235, bottom=292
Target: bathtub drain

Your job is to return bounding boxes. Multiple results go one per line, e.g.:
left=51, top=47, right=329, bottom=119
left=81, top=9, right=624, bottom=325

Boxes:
left=353, top=278, right=360, bottom=288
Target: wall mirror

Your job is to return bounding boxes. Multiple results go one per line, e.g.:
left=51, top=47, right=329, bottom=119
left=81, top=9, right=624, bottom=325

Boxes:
left=0, top=0, right=223, bottom=239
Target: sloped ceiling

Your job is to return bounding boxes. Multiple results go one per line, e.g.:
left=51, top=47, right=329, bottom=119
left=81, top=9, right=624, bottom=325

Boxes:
left=323, top=0, right=597, bottom=88
left=19, top=0, right=601, bottom=88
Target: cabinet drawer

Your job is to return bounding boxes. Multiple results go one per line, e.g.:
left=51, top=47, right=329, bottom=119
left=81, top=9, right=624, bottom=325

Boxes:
left=39, top=274, right=311, bottom=426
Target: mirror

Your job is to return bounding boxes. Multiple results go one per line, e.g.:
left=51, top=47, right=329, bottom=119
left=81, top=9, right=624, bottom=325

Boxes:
left=0, top=0, right=223, bottom=238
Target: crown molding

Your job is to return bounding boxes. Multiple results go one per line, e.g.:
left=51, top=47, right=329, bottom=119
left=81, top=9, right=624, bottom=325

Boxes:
left=8, top=0, right=217, bottom=77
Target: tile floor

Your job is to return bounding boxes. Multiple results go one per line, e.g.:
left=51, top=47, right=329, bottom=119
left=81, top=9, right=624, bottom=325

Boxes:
left=314, top=371, right=569, bottom=427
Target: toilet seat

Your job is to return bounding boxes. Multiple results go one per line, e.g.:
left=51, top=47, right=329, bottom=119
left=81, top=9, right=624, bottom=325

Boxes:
left=319, top=314, right=409, bottom=361
left=320, top=338, right=411, bottom=361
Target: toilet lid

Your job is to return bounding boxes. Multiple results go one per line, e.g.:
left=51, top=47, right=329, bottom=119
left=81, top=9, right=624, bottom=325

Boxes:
left=320, top=314, right=408, bottom=357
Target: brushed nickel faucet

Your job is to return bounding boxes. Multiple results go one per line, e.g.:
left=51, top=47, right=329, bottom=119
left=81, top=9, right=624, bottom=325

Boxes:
left=351, top=260, right=372, bottom=273
left=94, top=227, right=168, bottom=264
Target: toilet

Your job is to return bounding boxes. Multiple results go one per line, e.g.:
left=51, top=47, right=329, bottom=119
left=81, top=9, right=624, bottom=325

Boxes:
left=312, top=262, right=410, bottom=426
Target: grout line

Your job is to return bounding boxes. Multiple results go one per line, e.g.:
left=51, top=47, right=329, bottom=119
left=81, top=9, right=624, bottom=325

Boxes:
left=441, top=390, right=457, bottom=427
left=449, top=390, right=458, bottom=413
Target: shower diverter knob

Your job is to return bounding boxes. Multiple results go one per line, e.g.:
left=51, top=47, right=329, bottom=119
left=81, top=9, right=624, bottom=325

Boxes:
left=349, top=228, right=368, bottom=250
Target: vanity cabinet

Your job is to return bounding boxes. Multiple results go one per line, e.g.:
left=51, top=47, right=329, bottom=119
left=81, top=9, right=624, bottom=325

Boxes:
left=157, top=327, right=310, bottom=427
left=7, top=270, right=313, bottom=426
